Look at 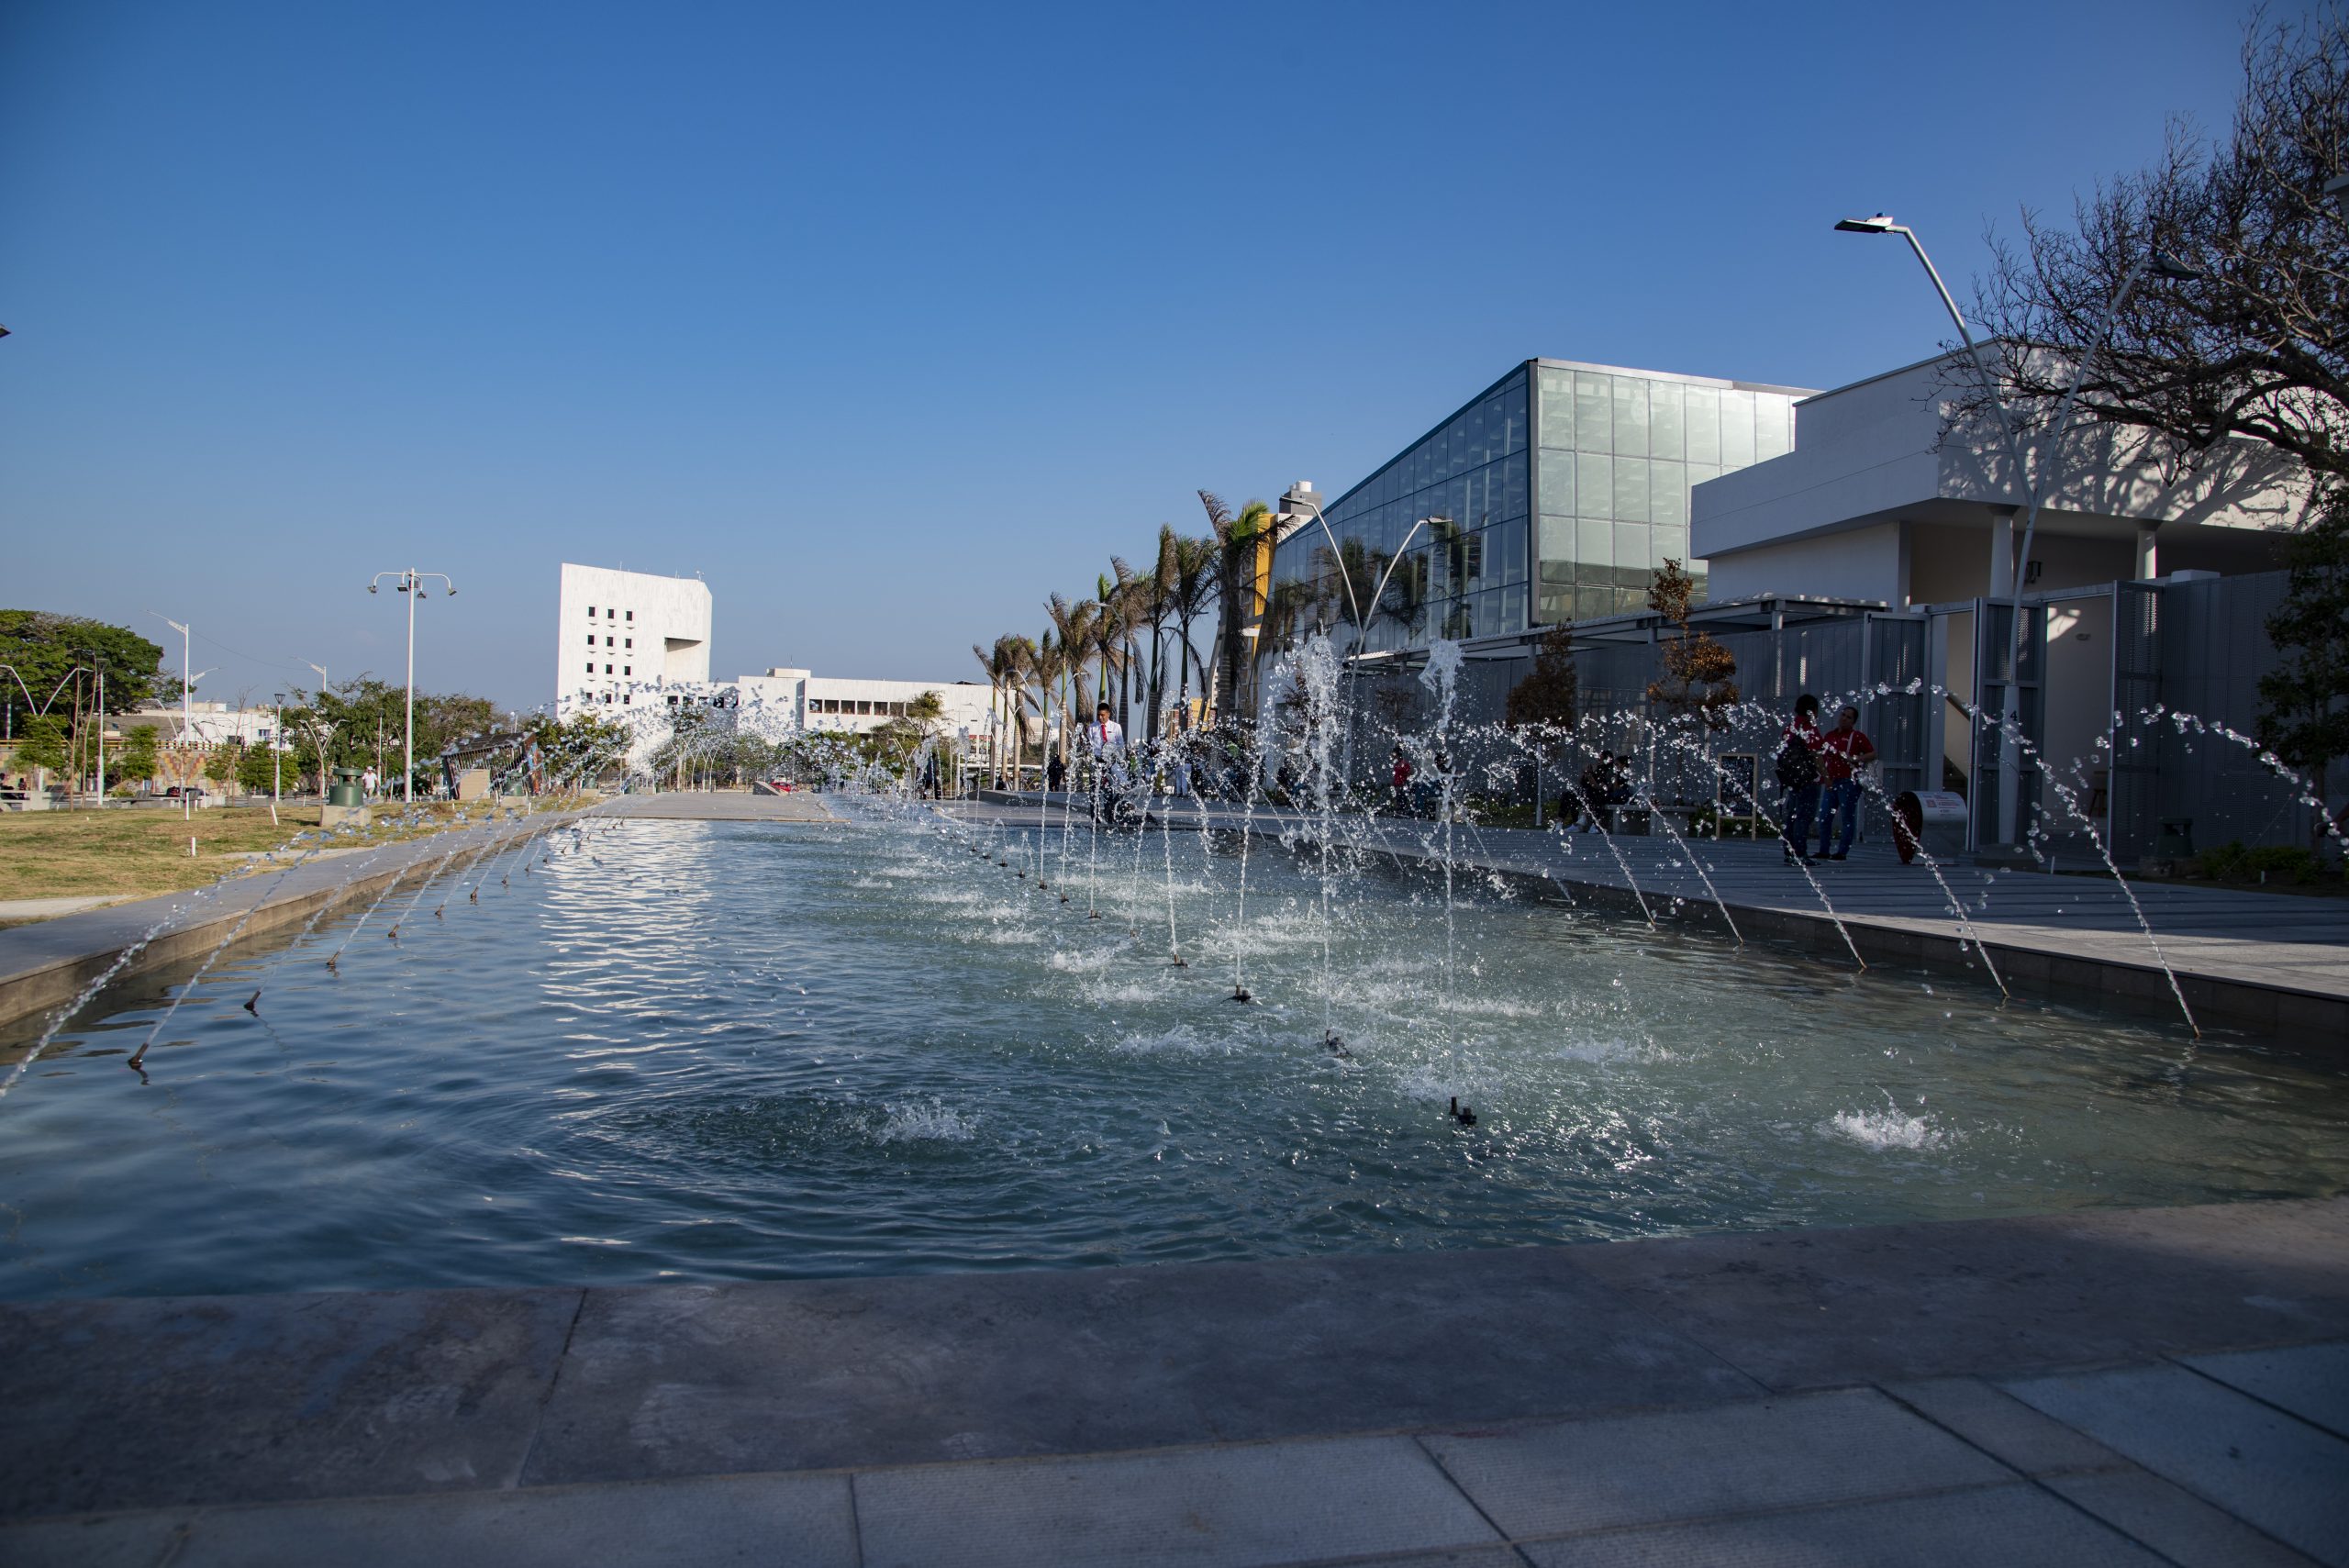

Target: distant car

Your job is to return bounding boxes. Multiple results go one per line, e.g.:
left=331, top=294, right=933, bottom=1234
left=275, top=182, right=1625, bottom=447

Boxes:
left=163, top=785, right=206, bottom=800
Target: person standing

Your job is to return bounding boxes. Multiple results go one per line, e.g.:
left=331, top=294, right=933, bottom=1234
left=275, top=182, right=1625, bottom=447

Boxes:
left=1390, top=746, right=1413, bottom=812
left=1045, top=751, right=1066, bottom=794
left=1085, top=702, right=1125, bottom=824
left=1813, top=705, right=1877, bottom=861
left=1776, top=695, right=1824, bottom=865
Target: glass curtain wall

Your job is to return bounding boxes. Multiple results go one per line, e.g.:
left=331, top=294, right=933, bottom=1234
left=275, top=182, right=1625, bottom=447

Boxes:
left=1269, top=366, right=1532, bottom=655
left=1532, top=363, right=1798, bottom=623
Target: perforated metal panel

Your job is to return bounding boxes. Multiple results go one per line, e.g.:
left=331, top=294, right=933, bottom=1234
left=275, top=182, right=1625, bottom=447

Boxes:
left=1971, top=599, right=2045, bottom=848
left=2109, top=582, right=2162, bottom=862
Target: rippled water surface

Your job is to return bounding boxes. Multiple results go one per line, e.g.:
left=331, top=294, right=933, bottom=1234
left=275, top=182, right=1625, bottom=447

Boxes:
left=4, top=802, right=2345, bottom=1298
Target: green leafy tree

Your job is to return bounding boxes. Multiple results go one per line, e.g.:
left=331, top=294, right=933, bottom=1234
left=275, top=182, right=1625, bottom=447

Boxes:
left=237, top=741, right=284, bottom=795
left=10, top=715, right=68, bottom=779
left=0, top=611, right=167, bottom=715
left=2257, top=484, right=2349, bottom=847
left=114, top=723, right=161, bottom=786
left=203, top=746, right=236, bottom=789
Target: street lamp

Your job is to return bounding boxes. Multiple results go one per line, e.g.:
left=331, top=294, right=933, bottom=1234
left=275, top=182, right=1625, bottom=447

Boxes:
left=272, top=692, right=285, bottom=814
left=1835, top=214, right=2197, bottom=854
left=366, top=568, right=457, bottom=803
left=148, top=613, right=195, bottom=740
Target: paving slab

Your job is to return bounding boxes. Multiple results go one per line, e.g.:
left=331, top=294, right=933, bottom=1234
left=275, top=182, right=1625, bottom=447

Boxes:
left=0, top=1473, right=857, bottom=1568
left=2002, top=1362, right=2349, bottom=1565
left=0, top=1512, right=187, bottom=1568
left=0, top=1285, right=581, bottom=1517
left=1879, top=1375, right=2128, bottom=1475
left=522, top=1245, right=1762, bottom=1485
left=1419, top=1387, right=2007, bottom=1540
left=853, top=1433, right=1500, bottom=1568
left=2048, top=1469, right=2322, bottom=1568
left=1566, top=1197, right=2349, bottom=1388
left=2182, top=1343, right=2349, bottom=1440
left=1516, top=1485, right=2166, bottom=1567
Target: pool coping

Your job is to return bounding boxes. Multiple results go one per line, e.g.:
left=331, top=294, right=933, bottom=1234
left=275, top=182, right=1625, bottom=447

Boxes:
left=3, top=1195, right=2343, bottom=1562
left=0, top=806, right=598, bottom=1036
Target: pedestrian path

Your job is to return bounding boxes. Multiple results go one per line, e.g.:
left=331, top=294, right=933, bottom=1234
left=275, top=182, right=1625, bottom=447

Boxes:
left=6, top=1197, right=2343, bottom=1565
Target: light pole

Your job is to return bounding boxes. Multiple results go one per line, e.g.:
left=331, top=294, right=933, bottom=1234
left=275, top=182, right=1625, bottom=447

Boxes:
left=1837, top=215, right=2053, bottom=854
left=1836, top=215, right=2199, bottom=854
left=149, top=613, right=194, bottom=740
left=272, top=691, right=284, bottom=814
left=366, top=569, right=457, bottom=803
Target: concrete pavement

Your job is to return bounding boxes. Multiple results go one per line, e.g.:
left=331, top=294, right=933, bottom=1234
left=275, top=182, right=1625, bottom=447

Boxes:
left=4, top=1198, right=2344, bottom=1564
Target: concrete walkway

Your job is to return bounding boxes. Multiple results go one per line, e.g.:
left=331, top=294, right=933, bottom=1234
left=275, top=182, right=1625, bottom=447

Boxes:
left=0, top=806, right=594, bottom=1032
left=4, top=1198, right=2343, bottom=1565
left=949, top=798, right=2349, bottom=1038
left=600, top=791, right=840, bottom=823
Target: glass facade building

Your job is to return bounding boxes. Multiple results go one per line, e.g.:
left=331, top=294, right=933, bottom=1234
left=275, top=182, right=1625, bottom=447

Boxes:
left=1269, top=361, right=1806, bottom=654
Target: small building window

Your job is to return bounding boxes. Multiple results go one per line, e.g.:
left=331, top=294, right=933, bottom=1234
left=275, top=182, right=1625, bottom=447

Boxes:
left=604, top=663, right=613, bottom=673
left=623, top=665, right=631, bottom=676
left=586, top=634, right=596, bottom=647
left=622, top=693, right=630, bottom=705
left=624, top=638, right=632, bottom=649
left=625, top=611, right=633, bottom=621
left=587, top=606, right=596, bottom=617
left=585, top=662, right=595, bottom=673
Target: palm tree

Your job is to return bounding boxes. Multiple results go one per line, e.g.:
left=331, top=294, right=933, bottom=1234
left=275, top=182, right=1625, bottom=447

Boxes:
left=1142, top=524, right=1178, bottom=740
left=1163, top=533, right=1219, bottom=731
left=1203, top=491, right=1275, bottom=724
left=1046, top=594, right=1099, bottom=719
left=996, top=633, right=1035, bottom=785
left=1098, top=562, right=1140, bottom=733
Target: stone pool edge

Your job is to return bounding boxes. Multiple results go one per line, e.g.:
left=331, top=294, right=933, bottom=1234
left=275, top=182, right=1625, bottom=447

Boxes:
left=0, top=808, right=599, bottom=1034
left=2, top=1195, right=2342, bottom=1551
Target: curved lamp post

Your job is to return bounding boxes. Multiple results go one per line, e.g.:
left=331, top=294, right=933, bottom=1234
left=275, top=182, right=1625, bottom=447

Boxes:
left=1836, top=213, right=2197, bottom=853
left=367, top=569, right=457, bottom=803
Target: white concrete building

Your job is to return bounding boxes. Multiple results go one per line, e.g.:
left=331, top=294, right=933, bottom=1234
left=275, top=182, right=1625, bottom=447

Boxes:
left=1690, top=350, right=2304, bottom=608
left=554, top=563, right=712, bottom=717
left=551, top=565, right=994, bottom=776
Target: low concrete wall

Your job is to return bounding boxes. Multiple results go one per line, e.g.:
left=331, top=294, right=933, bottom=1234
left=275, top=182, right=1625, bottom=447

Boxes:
left=0, top=813, right=588, bottom=1035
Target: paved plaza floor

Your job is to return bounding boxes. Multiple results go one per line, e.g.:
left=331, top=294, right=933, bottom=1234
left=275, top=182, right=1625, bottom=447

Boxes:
left=5, top=1198, right=2344, bottom=1565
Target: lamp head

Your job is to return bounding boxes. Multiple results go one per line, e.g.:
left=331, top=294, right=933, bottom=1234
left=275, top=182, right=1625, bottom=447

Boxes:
left=1835, top=215, right=1899, bottom=235
left=2148, top=252, right=2203, bottom=282
left=368, top=584, right=378, bottom=594
left=446, top=584, right=456, bottom=596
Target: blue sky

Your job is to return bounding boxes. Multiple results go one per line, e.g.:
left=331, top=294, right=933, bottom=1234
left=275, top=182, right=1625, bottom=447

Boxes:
left=0, top=0, right=2269, bottom=712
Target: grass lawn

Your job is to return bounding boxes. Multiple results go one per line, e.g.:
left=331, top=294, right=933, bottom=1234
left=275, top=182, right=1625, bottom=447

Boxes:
left=0, top=796, right=584, bottom=906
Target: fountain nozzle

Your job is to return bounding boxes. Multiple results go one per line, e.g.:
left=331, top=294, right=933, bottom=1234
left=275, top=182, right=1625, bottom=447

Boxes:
left=1231, top=986, right=1252, bottom=1003
left=242, top=990, right=261, bottom=1014
left=1450, top=1096, right=1476, bottom=1128
left=1322, top=1032, right=1352, bottom=1060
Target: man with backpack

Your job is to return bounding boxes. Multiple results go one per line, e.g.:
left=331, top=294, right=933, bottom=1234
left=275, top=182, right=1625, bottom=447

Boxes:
left=1776, top=694, right=1824, bottom=866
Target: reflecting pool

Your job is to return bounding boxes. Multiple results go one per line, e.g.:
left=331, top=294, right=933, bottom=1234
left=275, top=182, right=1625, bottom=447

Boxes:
left=3, top=805, right=2344, bottom=1298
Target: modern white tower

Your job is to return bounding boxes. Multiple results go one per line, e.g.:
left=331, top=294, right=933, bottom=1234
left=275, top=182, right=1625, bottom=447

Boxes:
left=554, top=563, right=712, bottom=717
